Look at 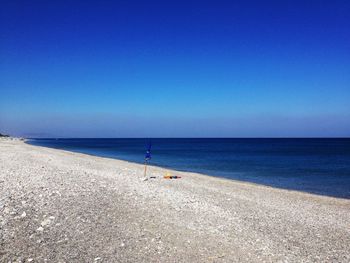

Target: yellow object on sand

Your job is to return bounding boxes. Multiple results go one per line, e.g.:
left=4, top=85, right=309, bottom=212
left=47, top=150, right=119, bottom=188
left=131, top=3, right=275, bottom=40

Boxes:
left=164, top=171, right=172, bottom=179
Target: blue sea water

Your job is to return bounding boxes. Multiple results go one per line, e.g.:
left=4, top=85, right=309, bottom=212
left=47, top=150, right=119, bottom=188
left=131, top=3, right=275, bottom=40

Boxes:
left=27, top=138, right=350, bottom=198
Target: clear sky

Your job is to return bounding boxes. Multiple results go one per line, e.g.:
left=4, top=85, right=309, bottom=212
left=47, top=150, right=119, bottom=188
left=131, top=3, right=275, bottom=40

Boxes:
left=1, top=0, right=349, bottom=137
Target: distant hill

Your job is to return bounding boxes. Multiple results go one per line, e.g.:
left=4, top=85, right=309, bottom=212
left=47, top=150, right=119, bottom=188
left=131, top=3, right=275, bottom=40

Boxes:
left=0, top=133, right=10, bottom=137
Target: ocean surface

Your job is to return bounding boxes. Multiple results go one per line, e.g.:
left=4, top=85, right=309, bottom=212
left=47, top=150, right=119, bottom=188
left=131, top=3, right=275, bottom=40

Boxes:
left=27, top=138, right=350, bottom=198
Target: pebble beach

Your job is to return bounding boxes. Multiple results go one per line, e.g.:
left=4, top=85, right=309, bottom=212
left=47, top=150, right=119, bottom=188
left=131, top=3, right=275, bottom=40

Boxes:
left=1, top=138, right=350, bottom=262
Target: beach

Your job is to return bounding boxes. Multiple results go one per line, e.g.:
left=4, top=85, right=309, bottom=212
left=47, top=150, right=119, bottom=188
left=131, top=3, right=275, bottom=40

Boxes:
left=1, top=139, right=350, bottom=262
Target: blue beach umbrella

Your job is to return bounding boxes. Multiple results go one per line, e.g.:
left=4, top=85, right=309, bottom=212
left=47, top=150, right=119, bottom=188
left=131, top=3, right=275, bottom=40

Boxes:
left=143, top=140, right=152, bottom=177
left=145, top=141, right=152, bottom=161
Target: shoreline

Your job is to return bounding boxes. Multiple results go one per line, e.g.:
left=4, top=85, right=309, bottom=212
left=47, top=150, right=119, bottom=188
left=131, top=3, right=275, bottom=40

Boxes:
left=25, top=139, right=350, bottom=200
left=1, top=139, right=350, bottom=262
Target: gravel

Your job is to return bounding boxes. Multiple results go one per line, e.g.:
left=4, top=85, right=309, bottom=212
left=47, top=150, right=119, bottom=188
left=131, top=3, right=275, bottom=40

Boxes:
left=1, top=139, right=349, bottom=262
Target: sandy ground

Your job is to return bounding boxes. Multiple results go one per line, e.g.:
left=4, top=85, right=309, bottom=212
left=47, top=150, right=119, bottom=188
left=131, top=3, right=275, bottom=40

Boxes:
left=1, top=139, right=349, bottom=262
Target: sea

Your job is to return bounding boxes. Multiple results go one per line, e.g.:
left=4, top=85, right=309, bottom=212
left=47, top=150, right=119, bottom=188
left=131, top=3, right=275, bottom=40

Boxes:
left=27, top=138, right=350, bottom=199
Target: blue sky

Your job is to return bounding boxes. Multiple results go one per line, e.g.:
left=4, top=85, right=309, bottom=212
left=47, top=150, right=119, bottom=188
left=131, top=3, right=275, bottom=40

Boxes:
left=1, top=0, right=349, bottom=137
